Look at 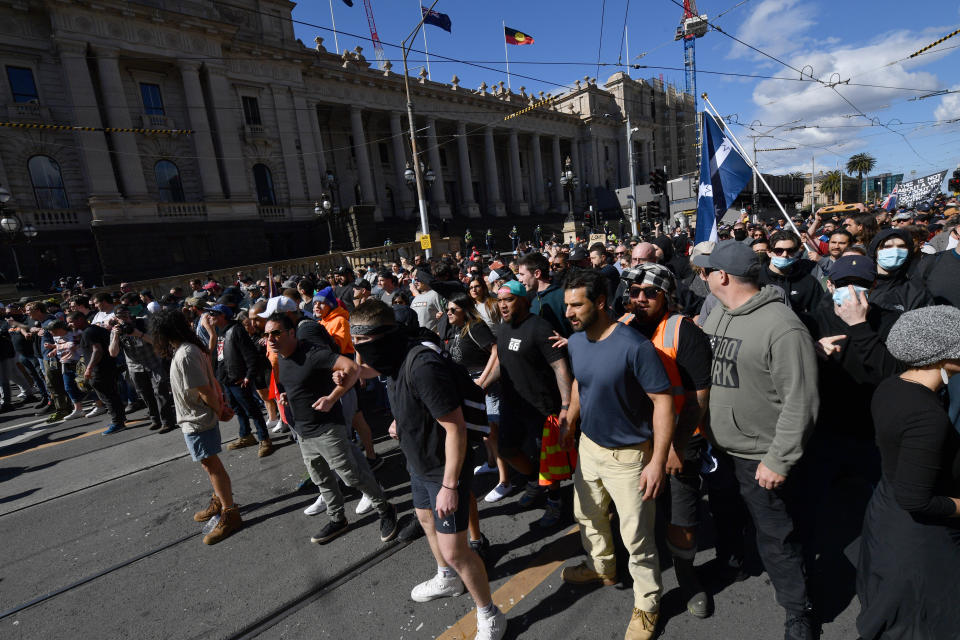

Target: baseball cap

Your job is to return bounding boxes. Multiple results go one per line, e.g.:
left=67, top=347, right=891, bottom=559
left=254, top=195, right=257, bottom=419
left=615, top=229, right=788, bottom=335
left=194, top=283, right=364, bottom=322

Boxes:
left=353, top=279, right=372, bottom=291
left=691, top=240, right=760, bottom=277
left=893, top=211, right=913, bottom=221
left=202, top=281, right=219, bottom=291
left=262, top=295, right=298, bottom=318
left=497, top=280, right=527, bottom=298
left=828, top=255, right=876, bottom=283
left=208, top=304, right=234, bottom=320
left=569, top=246, right=589, bottom=261
left=690, top=241, right=715, bottom=261
left=621, top=263, right=677, bottom=294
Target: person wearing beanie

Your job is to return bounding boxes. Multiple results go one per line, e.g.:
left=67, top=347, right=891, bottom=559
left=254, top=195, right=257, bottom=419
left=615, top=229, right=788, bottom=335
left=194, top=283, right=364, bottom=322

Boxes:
left=857, top=305, right=960, bottom=640
left=865, top=228, right=933, bottom=338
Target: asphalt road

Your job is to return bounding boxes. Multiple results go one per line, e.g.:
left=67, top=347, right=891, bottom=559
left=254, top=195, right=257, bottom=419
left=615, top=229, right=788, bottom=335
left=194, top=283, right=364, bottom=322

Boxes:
left=0, top=400, right=862, bottom=639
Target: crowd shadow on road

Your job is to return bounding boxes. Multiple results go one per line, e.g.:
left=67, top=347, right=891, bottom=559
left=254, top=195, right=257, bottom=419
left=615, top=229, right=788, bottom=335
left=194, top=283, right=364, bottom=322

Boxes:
left=0, top=459, right=58, bottom=483
left=0, top=486, right=41, bottom=504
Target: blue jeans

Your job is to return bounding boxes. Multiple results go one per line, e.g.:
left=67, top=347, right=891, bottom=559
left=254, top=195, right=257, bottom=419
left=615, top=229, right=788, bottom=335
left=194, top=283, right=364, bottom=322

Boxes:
left=61, top=366, right=83, bottom=404
left=224, top=383, right=268, bottom=441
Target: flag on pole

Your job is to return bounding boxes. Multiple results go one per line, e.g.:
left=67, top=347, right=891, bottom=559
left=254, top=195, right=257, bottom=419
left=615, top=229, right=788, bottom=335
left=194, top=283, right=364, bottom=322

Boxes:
left=341, top=0, right=353, bottom=6
left=421, top=6, right=452, bottom=32
left=504, top=26, right=534, bottom=45
left=695, top=113, right=753, bottom=243
left=881, top=184, right=899, bottom=211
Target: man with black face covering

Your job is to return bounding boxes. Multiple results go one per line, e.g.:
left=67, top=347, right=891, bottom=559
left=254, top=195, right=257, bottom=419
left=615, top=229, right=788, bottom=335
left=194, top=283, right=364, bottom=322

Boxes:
left=350, top=300, right=507, bottom=640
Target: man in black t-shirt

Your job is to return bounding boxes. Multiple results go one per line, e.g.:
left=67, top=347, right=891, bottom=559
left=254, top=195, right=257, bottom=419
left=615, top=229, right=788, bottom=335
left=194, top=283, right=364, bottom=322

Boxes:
left=483, top=280, right=573, bottom=528
left=267, top=314, right=397, bottom=546
left=68, top=311, right=125, bottom=434
left=350, top=300, right=506, bottom=639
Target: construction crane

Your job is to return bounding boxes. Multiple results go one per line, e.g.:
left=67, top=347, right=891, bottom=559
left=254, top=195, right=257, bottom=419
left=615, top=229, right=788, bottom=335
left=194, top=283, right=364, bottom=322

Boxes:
left=674, top=0, right=708, bottom=110
left=361, top=0, right=387, bottom=70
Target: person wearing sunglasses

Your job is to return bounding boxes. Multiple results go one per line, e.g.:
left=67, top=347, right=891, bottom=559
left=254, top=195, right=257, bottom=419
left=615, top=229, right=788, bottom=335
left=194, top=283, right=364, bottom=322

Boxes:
left=758, top=230, right=826, bottom=325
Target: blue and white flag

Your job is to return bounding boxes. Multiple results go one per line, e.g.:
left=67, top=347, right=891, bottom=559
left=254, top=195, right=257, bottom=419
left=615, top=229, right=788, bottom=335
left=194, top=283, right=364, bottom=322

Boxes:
left=421, top=6, right=452, bottom=32
left=695, top=113, right=753, bottom=243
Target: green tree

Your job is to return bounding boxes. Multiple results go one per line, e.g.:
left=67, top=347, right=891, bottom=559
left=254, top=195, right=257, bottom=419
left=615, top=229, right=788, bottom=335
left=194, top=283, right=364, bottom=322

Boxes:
left=846, top=153, right=877, bottom=203
left=819, top=170, right=843, bottom=204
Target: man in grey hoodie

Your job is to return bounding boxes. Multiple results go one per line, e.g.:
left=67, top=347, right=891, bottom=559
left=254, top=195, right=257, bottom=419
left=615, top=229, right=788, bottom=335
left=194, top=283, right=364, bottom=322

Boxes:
left=693, top=240, right=820, bottom=640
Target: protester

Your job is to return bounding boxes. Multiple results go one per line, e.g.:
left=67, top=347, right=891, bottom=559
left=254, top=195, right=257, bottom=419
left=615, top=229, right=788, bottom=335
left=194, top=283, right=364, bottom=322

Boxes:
left=68, top=311, right=125, bottom=435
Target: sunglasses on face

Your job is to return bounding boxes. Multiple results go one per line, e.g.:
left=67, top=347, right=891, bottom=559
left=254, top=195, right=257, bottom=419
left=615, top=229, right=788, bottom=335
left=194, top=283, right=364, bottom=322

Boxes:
left=445, top=307, right=461, bottom=314
left=615, top=251, right=627, bottom=257
left=629, top=286, right=662, bottom=298
left=769, top=247, right=794, bottom=256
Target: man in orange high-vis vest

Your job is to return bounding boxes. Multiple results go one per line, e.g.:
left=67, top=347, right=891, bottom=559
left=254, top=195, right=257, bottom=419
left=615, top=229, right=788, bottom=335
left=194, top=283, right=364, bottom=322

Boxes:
left=619, top=263, right=714, bottom=620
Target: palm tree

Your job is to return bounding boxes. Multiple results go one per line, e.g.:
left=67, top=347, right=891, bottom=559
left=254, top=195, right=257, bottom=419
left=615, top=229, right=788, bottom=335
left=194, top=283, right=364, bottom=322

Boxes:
left=846, top=153, right=876, bottom=203
left=819, top=170, right=843, bottom=204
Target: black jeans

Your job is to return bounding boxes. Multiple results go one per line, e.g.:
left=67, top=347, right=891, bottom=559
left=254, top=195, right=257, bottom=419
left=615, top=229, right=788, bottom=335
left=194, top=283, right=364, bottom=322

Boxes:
left=224, top=383, right=268, bottom=441
left=730, top=455, right=809, bottom=616
left=91, top=369, right=125, bottom=426
left=130, top=370, right=176, bottom=428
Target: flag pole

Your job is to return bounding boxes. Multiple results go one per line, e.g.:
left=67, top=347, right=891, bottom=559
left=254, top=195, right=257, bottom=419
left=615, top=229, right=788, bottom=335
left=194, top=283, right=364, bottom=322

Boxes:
left=420, top=2, right=432, bottom=80
left=503, top=21, right=511, bottom=90
left=701, top=93, right=812, bottom=249
left=328, top=0, right=340, bottom=55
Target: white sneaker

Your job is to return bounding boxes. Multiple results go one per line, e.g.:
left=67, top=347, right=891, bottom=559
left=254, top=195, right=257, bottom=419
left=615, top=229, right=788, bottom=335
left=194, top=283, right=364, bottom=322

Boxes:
left=270, top=420, right=289, bottom=434
left=484, top=482, right=513, bottom=503
left=355, top=493, right=374, bottom=515
left=475, top=607, right=507, bottom=640
left=303, top=495, right=326, bottom=516
left=410, top=573, right=465, bottom=602
left=474, top=462, right=498, bottom=476
left=85, top=406, right=107, bottom=418
left=63, top=409, right=84, bottom=421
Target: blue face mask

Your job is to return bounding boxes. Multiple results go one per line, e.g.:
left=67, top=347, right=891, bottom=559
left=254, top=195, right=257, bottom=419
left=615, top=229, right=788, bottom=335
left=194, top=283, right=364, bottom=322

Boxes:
left=832, top=285, right=869, bottom=307
left=770, top=256, right=797, bottom=270
left=876, top=247, right=908, bottom=270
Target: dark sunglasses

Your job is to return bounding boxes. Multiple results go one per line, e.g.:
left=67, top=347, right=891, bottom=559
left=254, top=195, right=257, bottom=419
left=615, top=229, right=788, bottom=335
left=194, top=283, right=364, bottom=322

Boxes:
left=769, top=247, right=794, bottom=256
left=445, top=307, right=462, bottom=313
left=264, top=329, right=286, bottom=338
left=629, top=286, right=662, bottom=298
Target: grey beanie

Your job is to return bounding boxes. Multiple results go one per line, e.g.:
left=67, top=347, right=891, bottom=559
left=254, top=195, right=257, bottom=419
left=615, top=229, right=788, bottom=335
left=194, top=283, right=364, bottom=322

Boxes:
left=885, top=305, right=960, bottom=367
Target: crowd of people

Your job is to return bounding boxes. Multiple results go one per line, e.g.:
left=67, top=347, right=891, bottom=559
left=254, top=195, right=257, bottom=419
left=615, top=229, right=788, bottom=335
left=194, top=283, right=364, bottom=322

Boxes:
left=3, top=193, right=959, bottom=640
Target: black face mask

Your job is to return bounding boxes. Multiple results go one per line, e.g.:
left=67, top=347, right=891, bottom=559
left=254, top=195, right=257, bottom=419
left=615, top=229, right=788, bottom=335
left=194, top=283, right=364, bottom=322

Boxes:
left=354, top=327, right=406, bottom=378
left=733, top=230, right=748, bottom=241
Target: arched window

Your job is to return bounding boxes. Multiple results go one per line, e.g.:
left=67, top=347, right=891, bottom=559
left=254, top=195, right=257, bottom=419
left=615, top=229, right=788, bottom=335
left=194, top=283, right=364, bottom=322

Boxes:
left=28, top=155, right=68, bottom=209
left=253, top=164, right=276, bottom=205
left=154, top=160, right=184, bottom=202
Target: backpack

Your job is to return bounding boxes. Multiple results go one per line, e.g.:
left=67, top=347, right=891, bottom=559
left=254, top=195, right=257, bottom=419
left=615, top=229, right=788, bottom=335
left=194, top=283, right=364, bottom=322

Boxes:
left=401, top=341, right=489, bottom=443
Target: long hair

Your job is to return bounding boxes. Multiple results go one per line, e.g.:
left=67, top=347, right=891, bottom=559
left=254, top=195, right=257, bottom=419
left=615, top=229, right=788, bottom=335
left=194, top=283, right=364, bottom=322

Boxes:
left=149, top=309, right=208, bottom=359
left=468, top=276, right=500, bottom=322
left=448, top=292, right=482, bottom=339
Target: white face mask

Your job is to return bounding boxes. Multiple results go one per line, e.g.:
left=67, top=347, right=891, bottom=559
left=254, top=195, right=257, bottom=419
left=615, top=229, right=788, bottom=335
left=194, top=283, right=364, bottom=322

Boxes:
left=948, top=233, right=959, bottom=251
left=942, top=367, right=950, bottom=385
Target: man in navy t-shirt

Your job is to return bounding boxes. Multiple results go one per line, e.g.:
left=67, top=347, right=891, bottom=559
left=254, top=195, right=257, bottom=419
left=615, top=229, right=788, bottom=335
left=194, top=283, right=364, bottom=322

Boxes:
left=558, top=269, right=675, bottom=640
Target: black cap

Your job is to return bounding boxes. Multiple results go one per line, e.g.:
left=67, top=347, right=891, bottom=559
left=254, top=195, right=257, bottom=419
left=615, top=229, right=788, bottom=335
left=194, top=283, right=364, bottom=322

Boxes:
left=569, top=246, right=589, bottom=261
left=336, top=266, right=354, bottom=275
left=354, top=279, right=372, bottom=291
left=691, top=239, right=760, bottom=277
left=828, top=255, right=876, bottom=283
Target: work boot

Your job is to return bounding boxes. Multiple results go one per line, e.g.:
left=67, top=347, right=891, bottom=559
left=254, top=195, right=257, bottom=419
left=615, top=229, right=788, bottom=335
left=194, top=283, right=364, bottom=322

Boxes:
left=561, top=561, right=616, bottom=586
left=784, top=611, right=819, bottom=640
left=227, top=434, right=258, bottom=450
left=624, top=608, right=658, bottom=640
left=203, top=505, right=242, bottom=545
left=257, top=438, right=275, bottom=458
left=674, top=556, right=711, bottom=618
left=193, top=493, right=222, bottom=522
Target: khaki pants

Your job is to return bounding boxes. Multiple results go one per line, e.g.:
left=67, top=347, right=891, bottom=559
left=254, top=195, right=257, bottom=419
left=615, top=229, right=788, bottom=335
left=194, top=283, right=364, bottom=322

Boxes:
left=573, top=434, right=661, bottom=611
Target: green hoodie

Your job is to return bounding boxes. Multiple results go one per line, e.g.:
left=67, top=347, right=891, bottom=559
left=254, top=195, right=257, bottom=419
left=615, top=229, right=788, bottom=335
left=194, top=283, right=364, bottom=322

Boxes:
left=700, top=285, right=819, bottom=477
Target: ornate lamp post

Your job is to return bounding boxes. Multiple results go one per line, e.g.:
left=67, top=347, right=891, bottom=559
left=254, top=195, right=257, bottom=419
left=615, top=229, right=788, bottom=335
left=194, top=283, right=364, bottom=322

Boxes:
left=404, top=161, right=435, bottom=221
left=0, top=185, right=37, bottom=288
left=558, top=156, right=578, bottom=218
left=314, top=196, right=335, bottom=254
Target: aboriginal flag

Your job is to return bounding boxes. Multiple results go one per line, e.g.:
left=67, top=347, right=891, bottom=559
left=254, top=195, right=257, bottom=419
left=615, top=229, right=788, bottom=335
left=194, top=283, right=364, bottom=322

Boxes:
left=505, top=26, right=534, bottom=45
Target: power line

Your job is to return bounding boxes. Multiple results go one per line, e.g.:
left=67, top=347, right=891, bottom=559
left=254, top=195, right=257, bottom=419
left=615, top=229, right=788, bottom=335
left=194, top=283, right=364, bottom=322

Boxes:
left=596, top=0, right=608, bottom=80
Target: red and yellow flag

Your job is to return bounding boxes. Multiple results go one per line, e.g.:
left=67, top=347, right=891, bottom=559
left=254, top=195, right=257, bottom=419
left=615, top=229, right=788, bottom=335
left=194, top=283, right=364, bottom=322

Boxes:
left=504, top=26, right=534, bottom=45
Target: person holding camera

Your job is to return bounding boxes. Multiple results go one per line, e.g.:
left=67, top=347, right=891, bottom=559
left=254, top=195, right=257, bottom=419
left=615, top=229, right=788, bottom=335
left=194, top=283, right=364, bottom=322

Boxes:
left=108, top=305, right=177, bottom=433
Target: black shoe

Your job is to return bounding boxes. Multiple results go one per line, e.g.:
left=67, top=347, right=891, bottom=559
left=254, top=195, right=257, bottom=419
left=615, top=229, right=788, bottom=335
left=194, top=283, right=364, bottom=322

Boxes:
left=34, top=403, right=54, bottom=415
left=33, top=399, right=50, bottom=410
left=469, top=534, right=491, bottom=563
left=149, top=422, right=162, bottom=431
left=127, top=400, right=146, bottom=413
left=158, top=424, right=176, bottom=434
left=366, top=454, right=385, bottom=472
left=310, top=518, right=349, bottom=544
left=784, top=613, right=819, bottom=640
left=0, top=403, right=12, bottom=413
left=396, top=513, right=424, bottom=542
left=379, top=505, right=399, bottom=542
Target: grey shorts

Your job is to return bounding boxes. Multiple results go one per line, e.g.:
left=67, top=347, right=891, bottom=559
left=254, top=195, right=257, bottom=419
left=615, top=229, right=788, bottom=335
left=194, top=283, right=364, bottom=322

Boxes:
left=183, top=426, right=222, bottom=462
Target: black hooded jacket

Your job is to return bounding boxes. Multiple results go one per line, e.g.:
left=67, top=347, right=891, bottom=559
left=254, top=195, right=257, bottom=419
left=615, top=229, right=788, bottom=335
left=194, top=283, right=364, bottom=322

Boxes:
left=758, top=258, right=824, bottom=330
left=866, top=228, right=933, bottom=338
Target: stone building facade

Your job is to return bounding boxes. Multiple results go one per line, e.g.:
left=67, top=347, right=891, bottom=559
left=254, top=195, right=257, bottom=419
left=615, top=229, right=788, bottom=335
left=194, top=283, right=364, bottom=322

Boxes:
left=0, top=0, right=695, bottom=284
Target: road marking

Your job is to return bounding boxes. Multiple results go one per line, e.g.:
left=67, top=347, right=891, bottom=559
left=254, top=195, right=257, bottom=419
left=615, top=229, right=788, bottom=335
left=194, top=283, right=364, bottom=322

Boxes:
left=437, top=525, right=581, bottom=640
left=0, top=416, right=47, bottom=434
left=0, top=420, right=148, bottom=461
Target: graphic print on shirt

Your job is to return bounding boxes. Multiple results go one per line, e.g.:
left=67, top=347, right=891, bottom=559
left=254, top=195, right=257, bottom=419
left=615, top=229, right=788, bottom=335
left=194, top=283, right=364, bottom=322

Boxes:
left=217, top=336, right=225, bottom=362
left=508, top=337, right=522, bottom=352
left=709, top=335, right=741, bottom=388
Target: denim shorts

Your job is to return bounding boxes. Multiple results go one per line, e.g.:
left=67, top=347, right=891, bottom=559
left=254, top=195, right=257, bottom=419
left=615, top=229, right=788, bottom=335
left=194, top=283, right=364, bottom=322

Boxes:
left=183, top=426, right=222, bottom=462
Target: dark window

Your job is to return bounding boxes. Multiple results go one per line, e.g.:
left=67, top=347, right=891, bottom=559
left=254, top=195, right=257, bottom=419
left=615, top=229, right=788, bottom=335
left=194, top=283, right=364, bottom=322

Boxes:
left=379, top=142, right=389, bottom=165
left=6, top=66, right=38, bottom=103
left=155, top=160, right=184, bottom=202
left=241, top=96, right=261, bottom=126
left=139, top=83, right=164, bottom=115
left=28, top=155, right=68, bottom=209
left=253, top=164, right=276, bottom=205
left=439, top=148, right=448, bottom=169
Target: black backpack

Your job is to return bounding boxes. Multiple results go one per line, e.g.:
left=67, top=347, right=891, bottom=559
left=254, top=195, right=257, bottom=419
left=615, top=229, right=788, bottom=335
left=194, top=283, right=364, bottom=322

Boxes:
left=401, top=341, right=489, bottom=443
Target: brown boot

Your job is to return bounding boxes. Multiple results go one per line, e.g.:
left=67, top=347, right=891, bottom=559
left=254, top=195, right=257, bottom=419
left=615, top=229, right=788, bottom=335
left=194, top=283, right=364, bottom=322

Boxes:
left=227, top=434, right=258, bottom=450
left=193, top=493, right=222, bottom=522
left=257, top=438, right=275, bottom=458
left=561, top=562, right=617, bottom=586
left=203, top=505, right=242, bottom=545
left=624, top=608, right=658, bottom=640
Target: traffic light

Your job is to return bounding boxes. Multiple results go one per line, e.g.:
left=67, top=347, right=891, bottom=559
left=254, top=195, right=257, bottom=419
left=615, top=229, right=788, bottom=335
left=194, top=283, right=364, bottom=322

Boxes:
left=647, top=199, right=661, bottom=216
left=584, top=210, right=592, bottom=226
left=950, top=169, right=960, bottom=194
left=649, top=169, right=668, bottom=195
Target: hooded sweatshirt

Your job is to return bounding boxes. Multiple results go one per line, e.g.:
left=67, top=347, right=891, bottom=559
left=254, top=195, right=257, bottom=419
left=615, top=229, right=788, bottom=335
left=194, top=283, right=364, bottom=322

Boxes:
left=319, top=305, right=353, bottom=355
left=530, top=280, right=572, bottom=337
left=700, top=285, right=819, bottom=476
left=867, top=228, right=933, bottom=338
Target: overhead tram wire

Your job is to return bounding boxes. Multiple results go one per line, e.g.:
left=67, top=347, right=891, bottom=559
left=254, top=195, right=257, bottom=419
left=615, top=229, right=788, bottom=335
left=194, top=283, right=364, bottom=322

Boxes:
left=597, top=0, right=608, bottom=80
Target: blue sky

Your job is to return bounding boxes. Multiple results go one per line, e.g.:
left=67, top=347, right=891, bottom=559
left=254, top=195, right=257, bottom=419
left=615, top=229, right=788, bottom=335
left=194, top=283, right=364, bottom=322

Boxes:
left=291, top=1, right=960, bottom=181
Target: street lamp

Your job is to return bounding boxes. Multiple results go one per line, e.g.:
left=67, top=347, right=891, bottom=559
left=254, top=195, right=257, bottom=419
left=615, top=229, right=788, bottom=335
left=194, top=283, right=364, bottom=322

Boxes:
left=559, top=156, right=578, bottom=218
left=0, top=186, right=37, bottom=289
left=314, top=197, right=335, bottom=254
left=405, top=161, right=435, bottom=220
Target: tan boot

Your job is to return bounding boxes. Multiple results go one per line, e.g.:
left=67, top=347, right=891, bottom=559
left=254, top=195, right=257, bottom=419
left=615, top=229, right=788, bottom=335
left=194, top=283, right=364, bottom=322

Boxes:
left=257, top=438, right=275, bottom=458
left=203, top=505, right=243, bottom=545
left=227, top=435, right=258, bottom=450
left=560, top=561, right=617, bottom=586
left=193, top=493, right=222, bottom=522
left=624, top=608, right=658, bottom=640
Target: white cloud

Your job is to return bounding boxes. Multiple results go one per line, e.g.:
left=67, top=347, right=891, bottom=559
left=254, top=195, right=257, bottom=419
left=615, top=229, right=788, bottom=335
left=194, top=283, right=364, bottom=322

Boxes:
left=934, top=85, right=960, bottom=121
left=728, top=0, right=815, bottom=61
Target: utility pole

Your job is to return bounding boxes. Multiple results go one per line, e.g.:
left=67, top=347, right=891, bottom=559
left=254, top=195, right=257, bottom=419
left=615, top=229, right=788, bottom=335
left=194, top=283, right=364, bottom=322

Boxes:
left=752, top=137, right=759, bottom=217
left=625, top=26, right=639, bottom=236
left=811, top=156, right=815, bottom=212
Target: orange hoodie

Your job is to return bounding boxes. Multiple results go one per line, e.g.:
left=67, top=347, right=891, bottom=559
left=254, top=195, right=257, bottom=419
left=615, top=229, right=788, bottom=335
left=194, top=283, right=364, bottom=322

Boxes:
left=319, top=305, right=354, bottom=355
